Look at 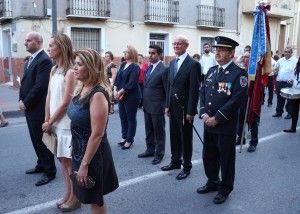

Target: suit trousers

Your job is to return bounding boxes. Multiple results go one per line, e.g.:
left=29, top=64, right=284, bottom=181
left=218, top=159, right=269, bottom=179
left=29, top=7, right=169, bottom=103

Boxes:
left=249, top=118, right=260, bottom=147
left=275, top=81, right=292, bottom=115
left=203, top=130, right=235, bottom=196
left=25, top=117, right=56, bottom=175
left=118, top=98, right=140, bottom=143
left=144, top=111, right=165, bottom=158
left=290, top=99, right=300, bottom=130
left=169, top=115, right=193, bottom=170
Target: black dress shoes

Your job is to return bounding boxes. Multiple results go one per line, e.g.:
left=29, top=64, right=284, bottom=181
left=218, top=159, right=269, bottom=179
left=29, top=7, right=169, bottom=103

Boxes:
left=138, top=151, right=154, bottom=158
left=176, top=169, right=190, bottom=180
left=247, top=145, right=256, bottom=153
left=284, top=114, right=292, bottom=119
left=25, top=167, right=44, bottom=174
left=213, top=193, right=227, bottom=204
left=35, top=174, right=55, bottom=186
left=152, top=157, right=163, bottom=165
left=235, top=137, right=246, bottom=146
left=161, top=163, right=181, bottom=171
left=196, top=185, right=218, bottom=194
left=283, top=128, right=296, bottom=133
left=118, top=141, right=125, bottom=146
left=272, top=113, right=282, bottom=117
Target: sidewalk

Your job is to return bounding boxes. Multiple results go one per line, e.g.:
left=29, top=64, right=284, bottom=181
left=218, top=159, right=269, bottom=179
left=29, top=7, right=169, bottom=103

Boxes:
left=0, top=83, right=23, bottom=118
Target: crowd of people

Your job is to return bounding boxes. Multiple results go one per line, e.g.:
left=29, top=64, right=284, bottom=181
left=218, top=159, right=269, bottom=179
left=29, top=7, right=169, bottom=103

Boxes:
left=2, top=29, right=297, bottom=213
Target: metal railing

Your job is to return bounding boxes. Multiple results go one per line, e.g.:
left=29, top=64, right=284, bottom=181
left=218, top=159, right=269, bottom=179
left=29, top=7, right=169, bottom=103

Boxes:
left=0, top=0, right=12, bottom=18
left=145, top=0, right=179, bottom=24
left=196, top=5, right=225, bottom=28
left=66, top=0, right=110, bottom=18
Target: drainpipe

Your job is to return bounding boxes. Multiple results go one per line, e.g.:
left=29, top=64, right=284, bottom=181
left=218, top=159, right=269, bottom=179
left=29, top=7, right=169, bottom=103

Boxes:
left=52, top=0, right=57, bottom=34
left=129, top=0, right=134, bottom=27
left=237, top=0, right=240, bottom=35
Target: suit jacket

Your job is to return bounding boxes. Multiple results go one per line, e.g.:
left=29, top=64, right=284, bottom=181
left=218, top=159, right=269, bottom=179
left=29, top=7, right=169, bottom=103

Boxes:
left=166, top=54, right=201, bottom=119
left=143, top=61, right=167, bottom=115
left=199, top=62, right=248, bottom=135
left=114, top=62, right=141, bottom=101
left=19, top=50, right=52, bottom=121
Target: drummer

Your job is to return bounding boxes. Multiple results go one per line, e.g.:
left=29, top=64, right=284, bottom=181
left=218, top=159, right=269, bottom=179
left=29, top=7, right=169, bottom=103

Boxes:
left=272, top=47, right=298, bottom=119
left=283, top=56, right=300, bottom=133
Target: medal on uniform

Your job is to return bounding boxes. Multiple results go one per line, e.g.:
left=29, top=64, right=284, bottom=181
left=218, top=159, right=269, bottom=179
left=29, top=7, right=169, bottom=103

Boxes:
left=227, top=83, right=232, bottom=95
left=218, top=82, right=222, bottom=93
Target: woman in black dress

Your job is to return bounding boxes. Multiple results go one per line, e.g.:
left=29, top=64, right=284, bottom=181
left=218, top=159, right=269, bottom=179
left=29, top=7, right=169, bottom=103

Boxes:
left=67, top=49, right=119, bottom=213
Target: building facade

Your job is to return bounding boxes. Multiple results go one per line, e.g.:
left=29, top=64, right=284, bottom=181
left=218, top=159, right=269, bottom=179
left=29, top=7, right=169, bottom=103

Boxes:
left=0, top=0, right=298, bottom=86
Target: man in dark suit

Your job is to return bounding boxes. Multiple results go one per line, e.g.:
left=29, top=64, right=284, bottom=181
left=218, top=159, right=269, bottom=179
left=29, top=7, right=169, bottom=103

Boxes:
left=19, top=32, right=56, bottom=186
left=197, top=36, right=248, bottom=204
left=161, top=35, right=201, bottom=180
left=138, top=44, right=167, bottom=165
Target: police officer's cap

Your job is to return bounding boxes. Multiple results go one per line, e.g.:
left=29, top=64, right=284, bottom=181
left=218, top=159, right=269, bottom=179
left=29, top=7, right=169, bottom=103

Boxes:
left=212, top=36, right=239, bottom=49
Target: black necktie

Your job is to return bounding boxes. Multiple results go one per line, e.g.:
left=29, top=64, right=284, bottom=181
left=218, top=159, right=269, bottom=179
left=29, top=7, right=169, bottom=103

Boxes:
left=217, top=66, right=223, bottom=78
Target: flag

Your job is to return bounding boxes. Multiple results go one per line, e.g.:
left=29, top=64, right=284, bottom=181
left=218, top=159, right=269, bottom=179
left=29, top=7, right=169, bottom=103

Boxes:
left=247, top=3, right=272, bottom=126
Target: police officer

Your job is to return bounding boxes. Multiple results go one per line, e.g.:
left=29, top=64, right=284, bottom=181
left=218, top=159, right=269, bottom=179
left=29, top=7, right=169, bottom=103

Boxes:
left=197, top=36, right=248, bottom=204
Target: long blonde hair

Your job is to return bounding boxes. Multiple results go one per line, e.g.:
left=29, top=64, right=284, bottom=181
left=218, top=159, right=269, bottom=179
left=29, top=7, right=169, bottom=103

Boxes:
left=74, top=48, right=112, bottom=98
left=51, top=33, right=74, bottom=75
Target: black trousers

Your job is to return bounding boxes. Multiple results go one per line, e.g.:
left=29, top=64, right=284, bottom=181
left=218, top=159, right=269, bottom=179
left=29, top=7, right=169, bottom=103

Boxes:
left=26, top=117, right=56, bottom=175
left=249, top=118, right=260, bottom=147
left=290, top=99, right=300, bottom=130
left=203, top=130, right=235, bottom=196
left=267, top=76, right=274, bottom=105
left=169, top=115, right=193, bottom=170
left=144, top=111, right=165, bottom=158
left=275, top=81, right=292, bottom=115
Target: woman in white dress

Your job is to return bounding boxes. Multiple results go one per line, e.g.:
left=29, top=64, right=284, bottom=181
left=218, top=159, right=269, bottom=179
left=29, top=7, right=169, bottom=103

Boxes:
left=42, top=33, right=80, bottom=211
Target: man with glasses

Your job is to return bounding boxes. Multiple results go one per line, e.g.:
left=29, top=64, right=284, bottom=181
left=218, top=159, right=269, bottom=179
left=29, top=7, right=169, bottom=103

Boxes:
left=138, top=44, right=167, bottom=165
left=161, top=35, right=201, bottom=180
left=272, top=47, right=297, bottom=119
left=198, top=36, right=248, bottom=204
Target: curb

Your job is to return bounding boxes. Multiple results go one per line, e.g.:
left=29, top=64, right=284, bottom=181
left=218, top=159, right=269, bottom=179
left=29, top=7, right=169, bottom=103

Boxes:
left=3, top=110, right=24, bottom=118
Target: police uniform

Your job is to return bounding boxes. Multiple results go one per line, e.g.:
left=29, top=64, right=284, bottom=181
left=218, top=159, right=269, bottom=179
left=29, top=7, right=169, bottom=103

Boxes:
left=198, top=36, right=248, bottom=203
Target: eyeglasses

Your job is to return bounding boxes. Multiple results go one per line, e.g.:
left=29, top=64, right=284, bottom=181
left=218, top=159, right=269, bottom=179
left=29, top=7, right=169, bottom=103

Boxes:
left=172, top=42, right=184, bottom=46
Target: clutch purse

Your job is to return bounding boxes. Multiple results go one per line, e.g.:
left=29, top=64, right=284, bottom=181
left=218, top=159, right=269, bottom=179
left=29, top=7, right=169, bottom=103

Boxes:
left=70, top=171, right=95, bottom=189
left=42, top=132, right=57, bottom=155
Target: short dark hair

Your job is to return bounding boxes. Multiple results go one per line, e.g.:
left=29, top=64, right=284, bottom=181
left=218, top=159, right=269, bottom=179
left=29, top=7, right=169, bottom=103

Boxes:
left=245, top=45, right=251, bottom=51
left=105, top=51, right=114, bottom=60
left=203, top=43, right=211, bottom=47
left=149, top=44, right=163, bottom=55
left=193, top=53, right=200, bottom=60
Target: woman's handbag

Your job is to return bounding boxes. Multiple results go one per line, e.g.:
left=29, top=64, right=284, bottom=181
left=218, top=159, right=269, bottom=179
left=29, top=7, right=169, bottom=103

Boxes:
left=70, top=171, right=95, bottom=189
left=42, top=132, right=57, bottom=154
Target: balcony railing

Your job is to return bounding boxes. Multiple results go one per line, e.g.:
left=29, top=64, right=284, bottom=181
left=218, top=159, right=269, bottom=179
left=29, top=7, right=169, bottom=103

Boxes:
left=196, top=5, right=225, bottom=28
left=145, top=0, right=179, bottom=24
left=241, top=0, right=294, bottom=20
left=0, top=0, right=12, bottom=20
left=66, top=0, right=110, bottom=19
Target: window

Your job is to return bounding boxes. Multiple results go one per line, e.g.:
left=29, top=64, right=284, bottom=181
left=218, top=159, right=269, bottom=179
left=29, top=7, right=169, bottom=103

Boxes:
left=71, top=27, right=101, bottom=53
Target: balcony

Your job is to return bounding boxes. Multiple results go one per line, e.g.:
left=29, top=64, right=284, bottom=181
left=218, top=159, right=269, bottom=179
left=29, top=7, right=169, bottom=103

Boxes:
left=242, top=0, right=294, bottom=20
left=0, top=0, right=12, bottom=22
left=144, top=0, right=179, bottom=25
left=196, top=5, right=225, bottom=29
left=66, top=0, right=110, bottom=19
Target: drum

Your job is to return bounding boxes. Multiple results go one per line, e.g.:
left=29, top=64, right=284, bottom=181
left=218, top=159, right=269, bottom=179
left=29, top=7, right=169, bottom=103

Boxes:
left=280, top=88, right=300, bottom=99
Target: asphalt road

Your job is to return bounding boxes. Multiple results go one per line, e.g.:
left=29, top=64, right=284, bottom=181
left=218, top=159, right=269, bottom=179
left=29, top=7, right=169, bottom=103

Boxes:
left=0, top=103, right=300, bottom=214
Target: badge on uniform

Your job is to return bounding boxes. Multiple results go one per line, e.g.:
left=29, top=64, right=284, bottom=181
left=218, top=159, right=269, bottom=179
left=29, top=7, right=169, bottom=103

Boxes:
left=240, top=76, right=248, bottom=87
left=225, top=71, right=229, bottom=74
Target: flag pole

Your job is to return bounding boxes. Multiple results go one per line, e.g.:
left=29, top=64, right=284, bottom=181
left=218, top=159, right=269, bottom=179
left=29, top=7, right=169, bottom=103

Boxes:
left=239, top=96, right=250, bottom=153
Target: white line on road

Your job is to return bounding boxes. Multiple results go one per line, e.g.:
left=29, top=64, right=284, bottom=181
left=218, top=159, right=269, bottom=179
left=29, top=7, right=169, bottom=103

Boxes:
left=4, top=128, right=299, bottom=214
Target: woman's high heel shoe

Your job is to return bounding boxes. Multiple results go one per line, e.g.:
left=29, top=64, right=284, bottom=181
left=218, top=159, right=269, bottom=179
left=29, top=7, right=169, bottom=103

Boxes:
left=59, top=200, right=81, bottom=212
left=122, top=142, right=133, bottom=150
left=118, top=141, right=125, bottom=146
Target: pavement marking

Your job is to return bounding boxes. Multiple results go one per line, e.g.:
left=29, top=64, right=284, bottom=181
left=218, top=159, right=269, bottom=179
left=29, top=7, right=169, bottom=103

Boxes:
left=4, top=128, right=299, bottom=214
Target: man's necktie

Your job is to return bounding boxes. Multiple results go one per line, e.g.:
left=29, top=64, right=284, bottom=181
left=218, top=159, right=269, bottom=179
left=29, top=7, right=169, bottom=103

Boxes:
left=217, top=66, right=223, bottom=78
left=27, top=56, right=33, bottom=68
left=145, top=64, right=153, bottom=81
left=173, top=58, right=179, bottom=77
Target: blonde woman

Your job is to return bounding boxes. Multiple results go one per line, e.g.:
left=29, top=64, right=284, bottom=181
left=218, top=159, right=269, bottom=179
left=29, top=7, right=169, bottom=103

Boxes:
left=67, top=49, right=118, bottom=214
left=113, top=45, right=141, bottom=149
left=42, top=33, right=80, bottom=211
